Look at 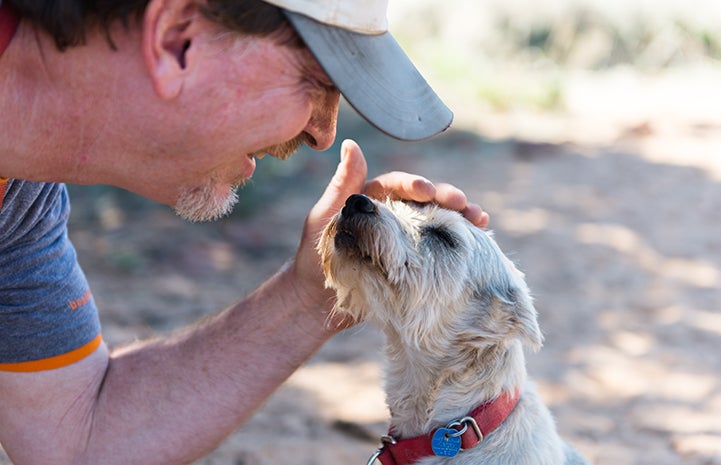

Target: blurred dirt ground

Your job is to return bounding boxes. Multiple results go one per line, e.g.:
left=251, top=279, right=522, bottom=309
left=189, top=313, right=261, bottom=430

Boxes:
left=4, top=1, right=721, bottom=464
left=17, top=100, right=718, bottom=465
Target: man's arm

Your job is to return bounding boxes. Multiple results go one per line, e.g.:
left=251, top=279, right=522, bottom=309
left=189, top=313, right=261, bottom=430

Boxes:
left=0, top=142, right=362, bottom=465
left=0, top=260, right=335, bottom=465
left=0, top=140, right=486, bottom=465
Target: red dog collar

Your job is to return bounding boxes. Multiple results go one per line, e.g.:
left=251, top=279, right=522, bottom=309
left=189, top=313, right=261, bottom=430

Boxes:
left=369, top=389, right=520, bottom=465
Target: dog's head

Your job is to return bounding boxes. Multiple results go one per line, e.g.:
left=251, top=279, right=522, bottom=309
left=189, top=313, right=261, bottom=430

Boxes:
left=318, top=194, right=543, bottom=352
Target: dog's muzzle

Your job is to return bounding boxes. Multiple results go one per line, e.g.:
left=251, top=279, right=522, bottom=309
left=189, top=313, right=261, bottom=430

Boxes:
left=334, top=194, right=378, bottom=252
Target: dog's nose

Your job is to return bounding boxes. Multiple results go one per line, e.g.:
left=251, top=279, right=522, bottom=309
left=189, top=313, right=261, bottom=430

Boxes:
left=342, top=194, right=377, bottom=216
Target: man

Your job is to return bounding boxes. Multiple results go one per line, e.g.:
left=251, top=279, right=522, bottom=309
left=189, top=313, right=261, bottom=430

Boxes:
left=0, top=0, right=488, bottom=463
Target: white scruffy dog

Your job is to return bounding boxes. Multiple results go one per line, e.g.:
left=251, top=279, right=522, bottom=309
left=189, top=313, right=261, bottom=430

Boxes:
left=318, top=194, right=592, bottom=465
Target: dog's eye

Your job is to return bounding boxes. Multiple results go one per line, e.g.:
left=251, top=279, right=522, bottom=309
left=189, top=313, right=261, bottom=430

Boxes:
left=422, top=226, right=458, bottom=248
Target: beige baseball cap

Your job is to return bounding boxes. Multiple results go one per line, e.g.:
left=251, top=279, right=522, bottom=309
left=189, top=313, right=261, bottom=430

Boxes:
left=263, top=0, right=453, bottom=141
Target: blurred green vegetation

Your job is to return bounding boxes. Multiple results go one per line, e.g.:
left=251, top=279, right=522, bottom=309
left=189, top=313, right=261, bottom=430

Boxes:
left=389, top=0, right=721, bottom=112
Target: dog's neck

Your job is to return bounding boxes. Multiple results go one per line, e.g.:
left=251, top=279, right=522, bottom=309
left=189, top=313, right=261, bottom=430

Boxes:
left=382, top=329, right=527, bottom=439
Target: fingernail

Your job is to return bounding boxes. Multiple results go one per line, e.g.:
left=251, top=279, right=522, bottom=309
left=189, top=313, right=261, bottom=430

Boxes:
left=340, top=139, right=351, bottom=162
left=418, top=178, right=434, bottom=192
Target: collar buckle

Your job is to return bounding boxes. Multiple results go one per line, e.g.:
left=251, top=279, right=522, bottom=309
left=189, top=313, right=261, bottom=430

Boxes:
left=367, top=435, right=397, bottom=465
left=453, top=416, right=483, bottom=450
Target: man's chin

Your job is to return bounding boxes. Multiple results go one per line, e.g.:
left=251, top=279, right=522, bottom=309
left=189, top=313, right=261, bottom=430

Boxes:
left=174, top=182, right=241, bottom=223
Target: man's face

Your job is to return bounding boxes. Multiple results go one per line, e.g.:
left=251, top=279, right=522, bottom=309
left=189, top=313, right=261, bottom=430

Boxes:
left=152, top=28, right=340, bottom=222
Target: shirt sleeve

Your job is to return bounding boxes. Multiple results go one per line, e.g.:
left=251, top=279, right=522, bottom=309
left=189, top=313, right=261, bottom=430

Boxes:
left=0, top=180, right=102, bottom=372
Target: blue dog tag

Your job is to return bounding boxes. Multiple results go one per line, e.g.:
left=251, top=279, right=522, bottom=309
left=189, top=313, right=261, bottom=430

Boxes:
left=431, top=428, right=462, bottom=457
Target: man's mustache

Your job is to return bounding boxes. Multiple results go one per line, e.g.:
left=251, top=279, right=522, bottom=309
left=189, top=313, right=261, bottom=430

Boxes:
left=251, top=132, right=315, bottom=161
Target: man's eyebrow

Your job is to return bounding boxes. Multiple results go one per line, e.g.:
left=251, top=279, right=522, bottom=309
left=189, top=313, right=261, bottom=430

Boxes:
left=316, top=78, right=337, bottom=91
left=306, top=63, right=337, bottom=90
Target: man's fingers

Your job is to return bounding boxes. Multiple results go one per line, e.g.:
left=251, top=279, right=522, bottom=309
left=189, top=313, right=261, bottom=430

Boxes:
left=364, top=172, right=436, bottom=203
left=462, top=204, right=490, bottom=228
left=365, top=176, right=489, bottom=228
left=433, top=183, right=489, bottom=228
left=432, top=183, right=468, bottom=211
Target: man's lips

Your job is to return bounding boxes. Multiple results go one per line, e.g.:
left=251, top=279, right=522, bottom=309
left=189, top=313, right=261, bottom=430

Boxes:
left=238, top=153, right=256, bottom=180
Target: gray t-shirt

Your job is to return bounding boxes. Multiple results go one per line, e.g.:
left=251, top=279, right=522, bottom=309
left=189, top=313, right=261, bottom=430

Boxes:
left=0, top=180, right=102, bottom=371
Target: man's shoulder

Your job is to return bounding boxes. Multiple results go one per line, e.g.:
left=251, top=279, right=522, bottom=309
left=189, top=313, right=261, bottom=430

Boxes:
left=0, top=180, right=69, bottom=247
left=0, top=180, right=102, bottom=371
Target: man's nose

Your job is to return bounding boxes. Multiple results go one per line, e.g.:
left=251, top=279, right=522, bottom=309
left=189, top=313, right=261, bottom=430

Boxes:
left=303, top=89, right=340, bottom=151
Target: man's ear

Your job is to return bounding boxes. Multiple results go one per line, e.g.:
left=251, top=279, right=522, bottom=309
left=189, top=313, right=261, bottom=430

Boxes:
left=142, top=0, right=199, bottom=99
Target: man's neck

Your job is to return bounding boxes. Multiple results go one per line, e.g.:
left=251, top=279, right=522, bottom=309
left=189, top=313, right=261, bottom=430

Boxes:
left=0, top=18, right=151, bottom=188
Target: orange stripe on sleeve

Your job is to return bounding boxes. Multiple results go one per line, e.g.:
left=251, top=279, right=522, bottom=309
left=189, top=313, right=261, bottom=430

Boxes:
left=0, top=334, right=103, bottom=372
left=0, top=177, right=8, bottom=210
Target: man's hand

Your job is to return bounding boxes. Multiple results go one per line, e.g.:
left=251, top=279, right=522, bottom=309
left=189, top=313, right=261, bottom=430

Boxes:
left=364, top=170, right=489, bottom=228
left=290, top=139, right=489, bottom=331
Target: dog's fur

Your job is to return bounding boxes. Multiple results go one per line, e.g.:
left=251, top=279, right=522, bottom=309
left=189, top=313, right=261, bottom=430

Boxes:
left=318, top=195, right=591, bottom=465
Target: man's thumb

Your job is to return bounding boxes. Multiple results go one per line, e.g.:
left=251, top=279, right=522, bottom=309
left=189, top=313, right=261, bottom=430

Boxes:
left=315, top=139, right=368, bottom=216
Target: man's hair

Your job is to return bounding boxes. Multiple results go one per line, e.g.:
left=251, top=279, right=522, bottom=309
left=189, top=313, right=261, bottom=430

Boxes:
left=7, top=0, right=290, bottom=50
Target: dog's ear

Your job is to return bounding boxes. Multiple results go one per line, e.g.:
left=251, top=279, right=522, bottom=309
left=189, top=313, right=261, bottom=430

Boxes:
left=467, top=243, right=544, bottom=351
left=491, top=284, right=544, bottom=351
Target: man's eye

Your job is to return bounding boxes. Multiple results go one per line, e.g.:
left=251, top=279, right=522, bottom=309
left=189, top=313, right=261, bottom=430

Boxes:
left=314, top=78, right=336, bottom=92
left=305, top=71, right=336, bottom=91
left=422, top=226, right=458, bottom=248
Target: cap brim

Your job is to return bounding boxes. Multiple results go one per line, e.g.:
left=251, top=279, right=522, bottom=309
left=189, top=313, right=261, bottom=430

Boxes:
left=284, top=10, right=453, bottom=141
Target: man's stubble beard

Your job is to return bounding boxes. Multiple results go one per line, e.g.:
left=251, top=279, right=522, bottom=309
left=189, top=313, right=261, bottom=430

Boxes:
left=173, top=180, right=242, bottom=223
left=173, top=134, right=311, bottom=223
